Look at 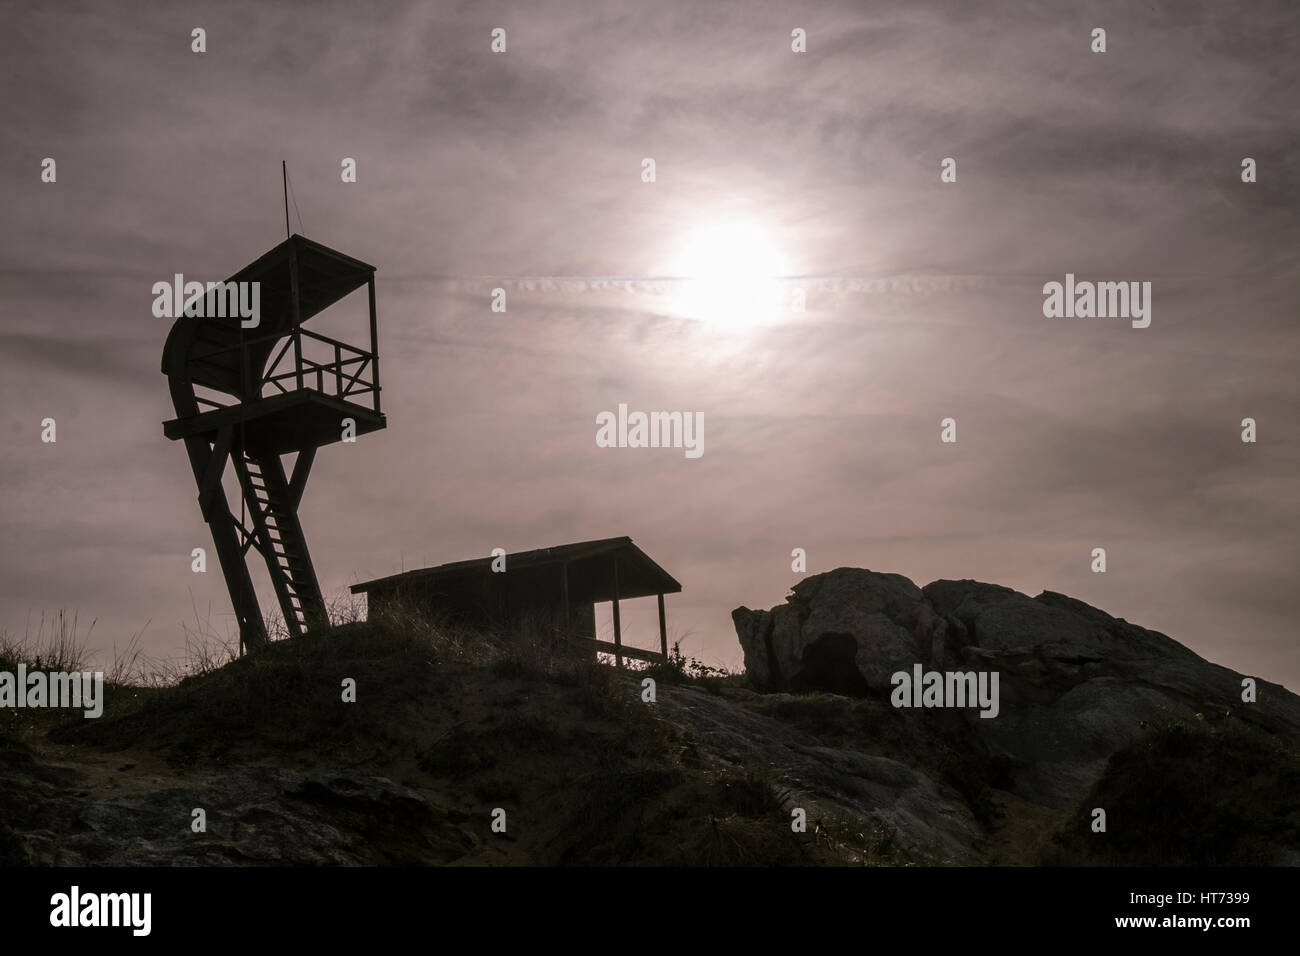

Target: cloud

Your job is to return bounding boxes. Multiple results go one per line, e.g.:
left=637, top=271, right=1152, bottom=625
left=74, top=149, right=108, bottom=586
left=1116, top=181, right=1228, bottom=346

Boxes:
left=0, top=0, right=1296, bottom=689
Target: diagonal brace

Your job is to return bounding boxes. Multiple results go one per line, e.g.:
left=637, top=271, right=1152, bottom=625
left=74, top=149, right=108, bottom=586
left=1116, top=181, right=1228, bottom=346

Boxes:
left=197, top=425, right=234, bottom=521
left=288, top=446, right=315, bottom=509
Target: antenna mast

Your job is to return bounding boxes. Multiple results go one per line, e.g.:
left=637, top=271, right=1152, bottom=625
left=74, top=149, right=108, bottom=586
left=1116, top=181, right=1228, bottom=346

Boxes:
left=282, top=160, right=290, bottom=239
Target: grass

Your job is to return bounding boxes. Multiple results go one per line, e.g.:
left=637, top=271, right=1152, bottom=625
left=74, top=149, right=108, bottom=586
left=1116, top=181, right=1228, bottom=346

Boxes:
left=6, top=597, right=909, bottom=865
left=1042, top=717, right=1300, bottom=866
left=0, top=610, right=105, bottom=744
left=54, top=617, right=470, bottom=762
left=0, top=610, right=94, bottom=674
left=644, top=639, right=748, bottom=696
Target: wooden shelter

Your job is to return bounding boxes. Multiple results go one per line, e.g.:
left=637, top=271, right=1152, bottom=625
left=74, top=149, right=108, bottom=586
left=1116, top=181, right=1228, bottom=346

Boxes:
left=162, top=233, right=385, bottom=651
left=351, top=537, right=681, bottom=666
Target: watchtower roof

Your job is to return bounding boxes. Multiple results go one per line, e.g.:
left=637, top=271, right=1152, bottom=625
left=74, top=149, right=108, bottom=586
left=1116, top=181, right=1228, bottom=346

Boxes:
left=161, top=234, right=375, bottom=396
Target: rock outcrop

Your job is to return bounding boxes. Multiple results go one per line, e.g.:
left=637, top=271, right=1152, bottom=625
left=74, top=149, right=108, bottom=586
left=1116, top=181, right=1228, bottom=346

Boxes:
left=734, top=568, right=1300, bottom=809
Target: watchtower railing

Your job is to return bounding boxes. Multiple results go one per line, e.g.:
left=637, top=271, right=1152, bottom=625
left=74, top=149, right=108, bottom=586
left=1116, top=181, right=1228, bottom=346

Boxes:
left=262, top=327, right=380, bottom=410
left=182, top=325, right=381, bottom=416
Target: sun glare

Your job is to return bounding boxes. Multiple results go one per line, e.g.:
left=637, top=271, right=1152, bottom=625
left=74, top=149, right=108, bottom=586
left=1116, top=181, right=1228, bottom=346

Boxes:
left=672, top=222, right=788, bottom=328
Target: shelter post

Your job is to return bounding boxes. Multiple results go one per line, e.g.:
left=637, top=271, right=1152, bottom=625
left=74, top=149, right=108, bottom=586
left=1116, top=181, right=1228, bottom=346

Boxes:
left=657, top=592, right=668, bottom=663
left=611, top=556, right=623, bottom=668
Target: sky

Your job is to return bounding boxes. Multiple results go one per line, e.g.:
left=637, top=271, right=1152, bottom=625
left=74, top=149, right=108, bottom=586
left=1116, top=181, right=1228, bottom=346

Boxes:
left=1, top=0, right=1297, bottom=688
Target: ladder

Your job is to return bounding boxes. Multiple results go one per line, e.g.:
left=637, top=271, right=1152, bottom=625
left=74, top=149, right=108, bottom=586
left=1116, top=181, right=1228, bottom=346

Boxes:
left=232, top=447, right=328, bottom=638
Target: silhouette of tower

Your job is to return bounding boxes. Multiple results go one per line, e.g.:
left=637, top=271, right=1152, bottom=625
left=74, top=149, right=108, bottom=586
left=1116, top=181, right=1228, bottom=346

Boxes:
left=161, top=234, right=385, bottom=651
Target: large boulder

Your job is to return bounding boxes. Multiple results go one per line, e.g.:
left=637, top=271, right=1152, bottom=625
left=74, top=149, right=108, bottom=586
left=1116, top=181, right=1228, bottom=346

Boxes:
left=733, top=569, right=951, bottom=695
left=734, top=568, right=1300, bottom=808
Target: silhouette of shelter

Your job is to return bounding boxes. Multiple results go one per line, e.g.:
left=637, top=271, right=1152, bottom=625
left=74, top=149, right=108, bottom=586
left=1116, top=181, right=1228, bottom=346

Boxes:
left=351, top=537, right=681, bottom=666
left=162, top=234, right=386, bottom=651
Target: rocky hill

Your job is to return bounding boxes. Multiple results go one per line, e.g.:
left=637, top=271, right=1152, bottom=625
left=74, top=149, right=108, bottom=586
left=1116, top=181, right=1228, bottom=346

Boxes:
left=2, top=571, right=1298, bottom=866
left=734, top=568, right=1300, bottom=864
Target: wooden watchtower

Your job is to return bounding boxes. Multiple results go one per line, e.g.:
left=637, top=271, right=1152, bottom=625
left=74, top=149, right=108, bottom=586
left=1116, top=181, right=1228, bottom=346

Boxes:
left=161, top=234, right=385, bottom=651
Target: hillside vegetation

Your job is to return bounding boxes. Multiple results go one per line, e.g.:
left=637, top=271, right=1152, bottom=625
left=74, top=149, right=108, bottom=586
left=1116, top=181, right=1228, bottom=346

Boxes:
left=2, top=605, right=1297, bottom=865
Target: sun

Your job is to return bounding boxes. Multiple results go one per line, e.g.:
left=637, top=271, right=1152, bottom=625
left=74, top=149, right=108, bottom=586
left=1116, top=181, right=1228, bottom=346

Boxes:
left=671, top=222, right=788, bottom=328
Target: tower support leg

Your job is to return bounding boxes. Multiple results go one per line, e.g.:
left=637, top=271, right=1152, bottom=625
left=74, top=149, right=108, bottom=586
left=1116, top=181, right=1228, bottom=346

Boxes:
left=182, top=433, right=268, bottom=651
